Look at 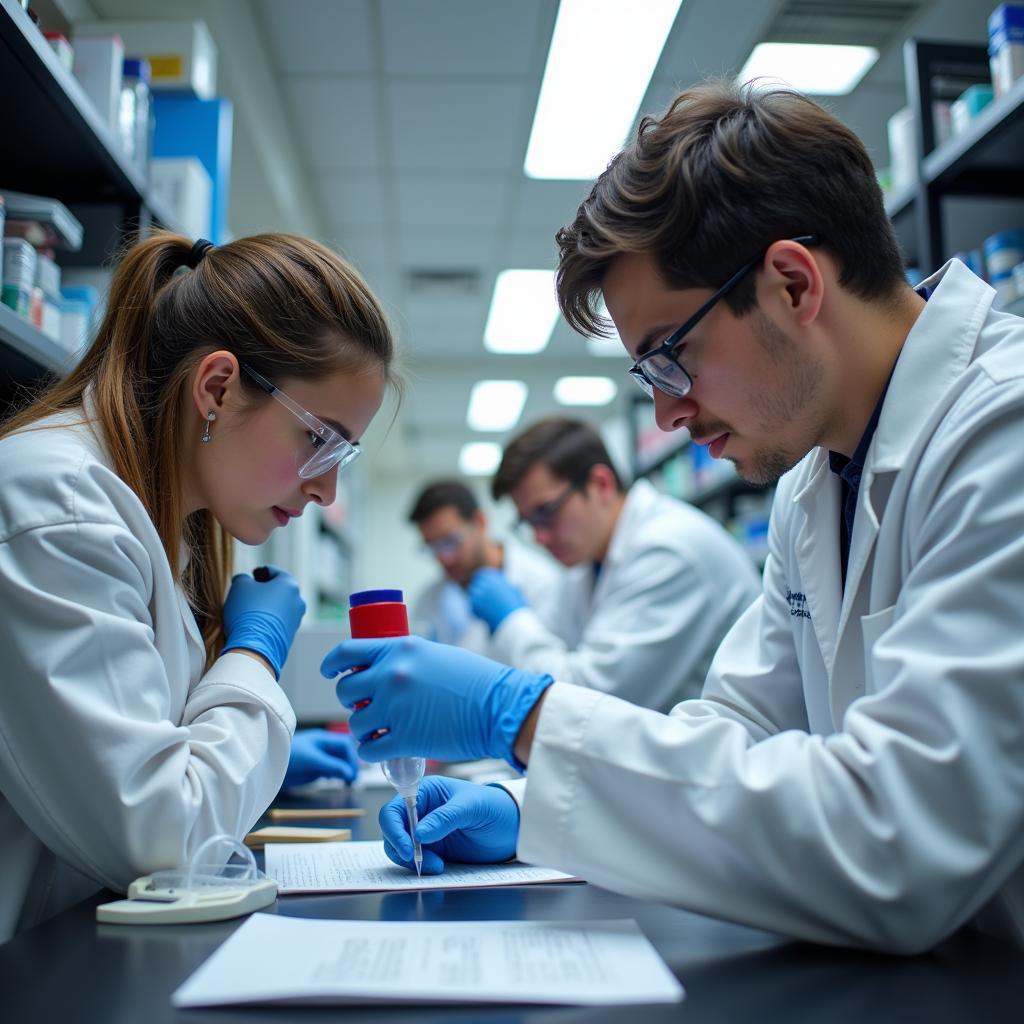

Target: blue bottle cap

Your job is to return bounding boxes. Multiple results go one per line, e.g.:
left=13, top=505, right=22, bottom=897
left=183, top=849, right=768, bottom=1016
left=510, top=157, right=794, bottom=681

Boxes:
left=349, top=589, right=404, bottom=608
left=122, top=58, right=151, bottom=82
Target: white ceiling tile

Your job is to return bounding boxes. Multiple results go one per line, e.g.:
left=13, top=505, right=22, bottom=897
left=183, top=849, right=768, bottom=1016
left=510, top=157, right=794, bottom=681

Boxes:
left=388, top=80, right=531, bottom=171
left=380, top=0, right=548, bottom=75
left=286, top=79, right=383, bottom=170
left=259, top=0, right=376, bottom=74
left=396, top=176, right=509, bottom=229
left=398, top=228, right=496, bottom=267
left=513, top=179, right=593, bottom=229
left=325, top=226, right=396, bottom=270
left=315, top=173, right=390, bottom=228
left=501, top=229, right=560, bottom=270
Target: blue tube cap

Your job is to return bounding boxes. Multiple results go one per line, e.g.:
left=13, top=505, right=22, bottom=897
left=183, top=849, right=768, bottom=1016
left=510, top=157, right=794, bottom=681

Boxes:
left=349, top=589, right=404, bottom=608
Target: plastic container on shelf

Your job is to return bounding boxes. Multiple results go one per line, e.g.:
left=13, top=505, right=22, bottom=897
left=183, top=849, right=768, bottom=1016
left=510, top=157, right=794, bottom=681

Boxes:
left=44, top=32, right=74, bottom=74
left=950, top=83, right=994, bottom=135
left=34, top=252, right=62, bottom=343
left=931, top=100, right=953, bottom=147
left=984, top=229, right=1024, bottom=282
left=2, top=237, right=38, bottom=318
left=988, top=3, right=1024, bottom=98
left=72, top=34, right=125, bottom=136
left=59, top=285, right=100, bottom=357
left=887, top=106, right=917, bottom=190
left=118, top=58, right=153, bottom=177
left=0, top=190, right=84, bottom=252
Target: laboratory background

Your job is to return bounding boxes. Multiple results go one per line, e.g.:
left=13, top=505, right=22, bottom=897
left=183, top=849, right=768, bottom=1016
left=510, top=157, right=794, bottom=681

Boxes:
left=4, top=0, right=1022, bottom=725
left=4, top=0, right=1024, bottom=1016
left=2, top=0, right=1022, bottom=724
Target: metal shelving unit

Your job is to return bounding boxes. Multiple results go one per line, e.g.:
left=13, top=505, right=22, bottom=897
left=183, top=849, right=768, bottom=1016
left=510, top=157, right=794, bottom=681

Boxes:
left=0, top=0, right=182, bottom=392
left=891, top=39, right=1024, bottom=272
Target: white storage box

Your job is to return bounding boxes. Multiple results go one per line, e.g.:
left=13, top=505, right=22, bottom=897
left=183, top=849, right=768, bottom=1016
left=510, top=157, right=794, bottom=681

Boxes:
left=73, top=19, right=216, bottom=99
left=149, top=157, right=212, bottom=241
left=72, top=34, right=124, bottom=135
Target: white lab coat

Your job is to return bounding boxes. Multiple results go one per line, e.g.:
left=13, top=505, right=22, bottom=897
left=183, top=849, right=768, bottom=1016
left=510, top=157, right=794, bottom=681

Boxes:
left=0, top=404, right=296, bottom=941
left=509, top=260, right=1024, bottom=952
left=491, top=479, right=761, bottom=712
left=412, top=538, right=562, bottom=657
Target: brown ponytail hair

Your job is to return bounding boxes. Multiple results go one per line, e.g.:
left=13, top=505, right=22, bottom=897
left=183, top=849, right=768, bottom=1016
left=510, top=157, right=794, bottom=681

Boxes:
left=1, top=231, right=397, bottom=667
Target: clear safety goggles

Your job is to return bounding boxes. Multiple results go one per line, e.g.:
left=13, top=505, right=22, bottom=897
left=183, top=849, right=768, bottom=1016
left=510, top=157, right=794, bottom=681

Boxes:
left=240, top=362, right=361, bottom=479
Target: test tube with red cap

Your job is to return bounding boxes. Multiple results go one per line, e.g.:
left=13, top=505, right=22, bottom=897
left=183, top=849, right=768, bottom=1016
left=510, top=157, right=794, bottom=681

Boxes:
left=348, top=589, right=425, bottom=876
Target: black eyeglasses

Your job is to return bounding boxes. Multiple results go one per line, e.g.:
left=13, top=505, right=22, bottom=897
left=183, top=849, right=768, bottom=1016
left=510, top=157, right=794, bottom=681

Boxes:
left=628, top=235, right=818, bottom=399
left=516, top=482, right=578, bottom=531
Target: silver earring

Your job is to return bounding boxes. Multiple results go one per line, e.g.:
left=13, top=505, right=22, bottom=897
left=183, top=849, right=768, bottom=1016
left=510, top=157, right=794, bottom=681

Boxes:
left=201, top=410, right=216, bottom=443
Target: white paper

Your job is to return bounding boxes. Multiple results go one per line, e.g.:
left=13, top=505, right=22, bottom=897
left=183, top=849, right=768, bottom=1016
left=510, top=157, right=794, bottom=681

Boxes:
left=265, top=840, right=577, bottom=894
left=171, top=913, right=685, bottom=1007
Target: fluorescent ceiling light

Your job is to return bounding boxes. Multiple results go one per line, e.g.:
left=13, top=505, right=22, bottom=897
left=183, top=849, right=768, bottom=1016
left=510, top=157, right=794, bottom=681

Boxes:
left=484, top=269, right=559, bottom=354
left=466, top=380, right=529, bottom=432
left=459, top=441, right=502, bottom=476
left=554, top=376, right=619, bottom=406
left=737, top=43, right=879, bottom=96
left=525, top=0, right=683, bottom=179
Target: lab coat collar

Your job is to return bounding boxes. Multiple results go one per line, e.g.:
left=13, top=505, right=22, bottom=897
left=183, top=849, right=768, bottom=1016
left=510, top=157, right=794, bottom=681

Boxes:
left=604, top=478, right=660, bottom=567
left=789, top=259, right=991, bottom=502
left=869, top=259, right=993, bottom=474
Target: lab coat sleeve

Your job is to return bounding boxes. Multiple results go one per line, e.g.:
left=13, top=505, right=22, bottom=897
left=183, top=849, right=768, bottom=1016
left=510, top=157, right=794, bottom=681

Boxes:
left=518, top=383, right=1024, bottom=953
left=0, top=519, right=295, bottom=893
left=668, top=508, right=812, bottom=739
left=490, top=540, right=737, bottom=710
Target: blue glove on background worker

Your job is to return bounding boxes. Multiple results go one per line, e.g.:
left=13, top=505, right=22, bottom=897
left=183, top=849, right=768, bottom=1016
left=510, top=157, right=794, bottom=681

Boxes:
left=221, top=565, right=306, bottom=679
left=467, top=567, right=527, bottom=633
left=322, top=636, right=553, bottom=765
left=379, top=776, right=519, bottom=873
left=284, top=729, right=360, bottom=788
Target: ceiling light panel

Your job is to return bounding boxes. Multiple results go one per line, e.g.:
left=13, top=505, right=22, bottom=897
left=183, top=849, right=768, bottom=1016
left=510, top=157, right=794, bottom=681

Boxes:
left=459, top=442, right=502, bottom=476
left=554, top=376, right=619, bottom=406
left=524, top=0, right=684, bottom=180
left=484, top=269, right=559, bottom=354
left=466, top=380, right=529, bottom=432
left=737, top=42, right=879, bottom=95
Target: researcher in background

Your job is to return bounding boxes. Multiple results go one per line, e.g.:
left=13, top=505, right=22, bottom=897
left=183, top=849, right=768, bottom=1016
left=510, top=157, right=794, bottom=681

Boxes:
left=470, top=416, right=759, bottom=711
left=0, top=231, right=396, bottom=941
left=325, top=80, right=1024, bottom=953
left=408, top=479, right=562, bottom=656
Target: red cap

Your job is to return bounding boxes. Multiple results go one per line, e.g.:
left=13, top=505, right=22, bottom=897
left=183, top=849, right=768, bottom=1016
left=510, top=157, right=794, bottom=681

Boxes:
left=348, top=589, right=409, bottom=638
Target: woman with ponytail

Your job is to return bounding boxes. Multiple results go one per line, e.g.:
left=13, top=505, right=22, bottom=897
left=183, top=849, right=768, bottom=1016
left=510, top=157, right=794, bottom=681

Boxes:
left=0, top=232, right=396, bottom=939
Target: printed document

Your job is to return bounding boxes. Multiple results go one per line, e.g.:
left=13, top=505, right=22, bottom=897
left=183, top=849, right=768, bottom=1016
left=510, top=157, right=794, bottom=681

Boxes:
left=172, top=913, right=685, bottom=1007
left=265, top=840, right=577, bottom=894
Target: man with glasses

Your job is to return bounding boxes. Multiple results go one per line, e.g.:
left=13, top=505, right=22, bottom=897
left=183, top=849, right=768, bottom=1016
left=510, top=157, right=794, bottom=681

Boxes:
left=326, top=80, right=1024, bottom=951
left=407, top=480, right=561, bottom=655
left=470, top=417, right=759, bottom=712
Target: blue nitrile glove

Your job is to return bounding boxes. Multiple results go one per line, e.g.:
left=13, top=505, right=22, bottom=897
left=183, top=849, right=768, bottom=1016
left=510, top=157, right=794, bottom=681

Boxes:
left=467, top=567, right=528, bottom=633
left=321, top=635, right=553, bottom=767
left=380, top=776, right=519, bottom=874
left=283, top=728, right=360, bottom=788
left=221, top=565, right=306, bottom=679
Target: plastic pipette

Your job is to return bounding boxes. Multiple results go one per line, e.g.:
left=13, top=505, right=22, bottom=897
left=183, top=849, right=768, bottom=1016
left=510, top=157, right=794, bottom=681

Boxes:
left=381, top=756, right=425, bottom=876
left=347, top=588, right=426, bottom=876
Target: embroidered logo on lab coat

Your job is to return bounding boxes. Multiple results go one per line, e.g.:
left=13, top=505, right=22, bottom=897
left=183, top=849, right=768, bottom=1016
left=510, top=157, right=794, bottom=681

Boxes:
left=786, top=589, right=811, bottom=619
